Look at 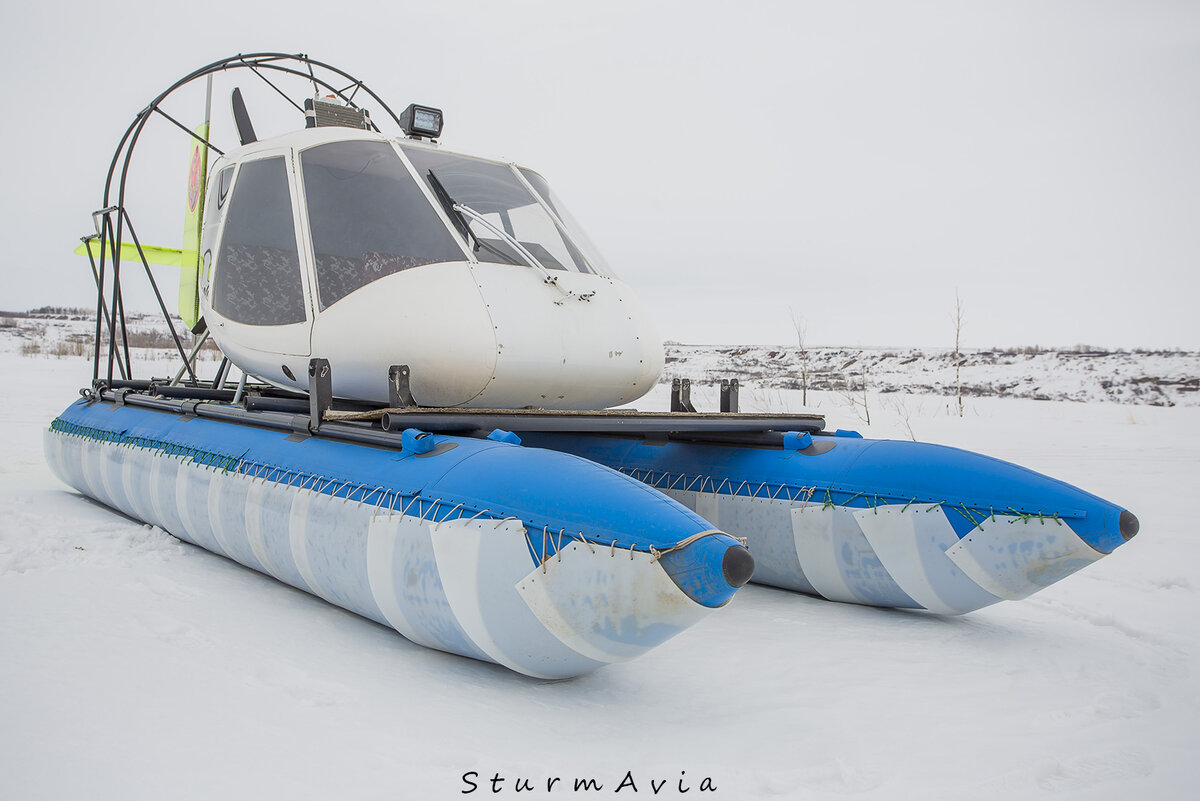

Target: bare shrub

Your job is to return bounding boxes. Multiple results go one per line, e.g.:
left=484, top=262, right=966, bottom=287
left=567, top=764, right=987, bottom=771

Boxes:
left=890, top=397, right=917, bottom=441
left=840, top=365, right=871, bottom=425
left=790, top=310, right=810, bottom=406
left=51, top=339, right=91, bottom=358
left=953, top=290, right=964, bottom=418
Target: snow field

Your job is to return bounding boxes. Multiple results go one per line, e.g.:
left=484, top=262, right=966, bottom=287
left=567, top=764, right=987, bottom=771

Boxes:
left=1, top=350, right=1197, bottom=800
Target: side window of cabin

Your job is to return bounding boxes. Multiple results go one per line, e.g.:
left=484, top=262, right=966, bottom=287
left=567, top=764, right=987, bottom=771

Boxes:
left=212, top=157, right=307, bottom=326
left=300, top=140, right=463, bottom=310
left=200, top=165, right=235, bottom=295
left=205, top=165, right=234, bottom=222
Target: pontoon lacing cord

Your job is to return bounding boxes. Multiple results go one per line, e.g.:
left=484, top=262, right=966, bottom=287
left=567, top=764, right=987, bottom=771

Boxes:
left=648, top=529, right=747, bottom=563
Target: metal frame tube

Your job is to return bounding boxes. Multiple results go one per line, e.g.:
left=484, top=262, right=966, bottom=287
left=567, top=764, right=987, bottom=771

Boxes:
left=170, top=329, right=210, bottom=386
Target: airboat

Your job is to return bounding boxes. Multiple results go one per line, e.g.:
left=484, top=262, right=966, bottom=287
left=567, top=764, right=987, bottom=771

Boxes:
left=47, top=53, right=1139, bottom=678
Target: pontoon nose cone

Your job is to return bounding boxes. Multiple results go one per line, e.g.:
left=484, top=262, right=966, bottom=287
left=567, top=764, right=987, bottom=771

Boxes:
left=656, top=532, right=751, bottom=608
left=1119, top=510, right=1140, bottom=541
left=722, top=544, right=755, bottom=588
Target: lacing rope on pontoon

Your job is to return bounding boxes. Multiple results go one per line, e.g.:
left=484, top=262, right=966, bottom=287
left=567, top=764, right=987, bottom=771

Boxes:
left=521, top=524, right=537, bottom=560
left=615, top=463, right=1078, bottom=529
left=433, top=503, right=464, bottom=530
left=464, top=508, right=491, bottom=524
left=648, top=529, right=748, bottom=563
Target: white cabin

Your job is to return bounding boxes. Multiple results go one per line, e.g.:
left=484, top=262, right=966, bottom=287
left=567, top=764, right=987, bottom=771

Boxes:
left=197, top=125, right=663, bottom=409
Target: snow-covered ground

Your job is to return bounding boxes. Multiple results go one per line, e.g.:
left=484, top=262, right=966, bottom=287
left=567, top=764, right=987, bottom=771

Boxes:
left=4, top=310, right=1198, bottom=407
left=663, top=343, right=1200, bottom=408
left=2, top=338, right=1198, bottom=799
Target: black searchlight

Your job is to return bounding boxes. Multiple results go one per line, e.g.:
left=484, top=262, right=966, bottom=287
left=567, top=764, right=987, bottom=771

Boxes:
left=399, top=103, right=444, bottom=139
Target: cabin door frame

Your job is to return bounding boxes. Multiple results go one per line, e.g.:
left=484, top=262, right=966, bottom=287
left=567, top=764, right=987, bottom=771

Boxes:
left=204, top=146, right=315, bottom=359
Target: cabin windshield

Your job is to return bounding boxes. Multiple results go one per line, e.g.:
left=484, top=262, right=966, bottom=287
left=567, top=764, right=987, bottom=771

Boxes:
left=518, top=168, right=614, bottom=278
left=402, top=146, right=597, bottom=275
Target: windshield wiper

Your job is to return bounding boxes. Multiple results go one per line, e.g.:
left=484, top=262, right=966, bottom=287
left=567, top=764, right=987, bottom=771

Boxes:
left=426, top=170, right=525, bottom=266
left=450, top=201, right=560, bottom=286
left=425, top=170, right=475, bottom=245
left=425, top=169, right=589, bottom=299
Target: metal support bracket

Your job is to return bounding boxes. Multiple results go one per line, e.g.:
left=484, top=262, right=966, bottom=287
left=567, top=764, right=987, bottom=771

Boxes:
left=286, top=415, right=310, bottom=441
left=670, top=378, right=697, bottom=413
left=389, top=364, right=416, bottom=408
left=308, top=358, right=332, bottom=433
left=91, top=206, right=118, bottom=237
left=720, top=378, right=740, bottom=413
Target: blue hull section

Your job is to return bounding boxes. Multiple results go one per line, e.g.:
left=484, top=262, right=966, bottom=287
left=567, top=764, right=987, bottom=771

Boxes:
left=44, top=399, right=748, bottom=677
left=520, top=432, right=1138, bottom=615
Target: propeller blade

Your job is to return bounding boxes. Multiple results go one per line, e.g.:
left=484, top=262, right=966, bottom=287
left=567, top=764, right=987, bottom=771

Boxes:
left=231, top=87, right=257, bottom=146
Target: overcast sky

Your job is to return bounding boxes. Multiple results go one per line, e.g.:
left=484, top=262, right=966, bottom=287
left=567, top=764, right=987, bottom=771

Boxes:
left=1, top=0, right=1196, bottom=348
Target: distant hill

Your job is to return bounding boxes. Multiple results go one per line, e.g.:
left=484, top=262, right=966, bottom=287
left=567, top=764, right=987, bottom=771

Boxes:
left=3, top=309, right=1195, bottom=407
left=662, top=343, right=1198, bottom=407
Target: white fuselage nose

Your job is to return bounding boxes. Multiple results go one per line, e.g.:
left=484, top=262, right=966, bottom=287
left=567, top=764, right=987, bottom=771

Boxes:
left=306, top=261, right=663, bottom=408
